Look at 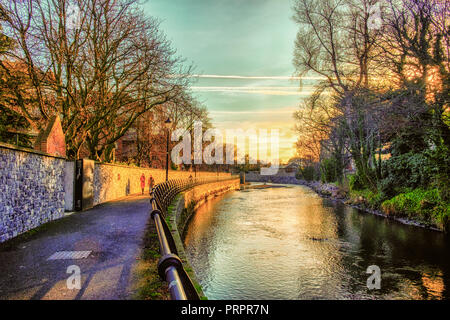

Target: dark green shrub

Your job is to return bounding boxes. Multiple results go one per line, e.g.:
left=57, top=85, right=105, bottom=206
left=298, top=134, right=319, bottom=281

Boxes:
left=377, top=176, right=397, bottom=201
left=349, top=173, right=365, bottom=191
left=355, top=189, right=383, bottom=208
left=381, top=188, right=450, bottom=228
left=297, top=165, right=316, bottom=181
left=320, top=158, right=337, bottom=183
left=170, top=162, right=178, bottom=170
left=429, top=144, right=450, bottom=202
left=380, top=152, right=434, bottom=196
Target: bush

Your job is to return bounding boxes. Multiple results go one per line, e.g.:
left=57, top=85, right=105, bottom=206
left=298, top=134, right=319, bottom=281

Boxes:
left=380, top=152, right=434, bottom=197
left=320, top=158, right=337, bottom=183
left=349, top=188, right=383, bottom=208
left=377, top=176, right=398, bottom=202
left=0, top=107, right=33, bottom=148
left=381, top=188, right=450, bottom=229
left=429, top=144, right=450, bottom=202
left=349, top=173, right=365, bottom=191
left=297, top=165, right=316, bottom=181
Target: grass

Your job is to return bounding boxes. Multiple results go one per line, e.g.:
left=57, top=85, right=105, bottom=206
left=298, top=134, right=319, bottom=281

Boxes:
left=166, top=196, right=180, bottom=230
left=134, top=193, right=207, bottom=300
left=133, top=221, right=170, bottom=300
left=382, top=188, right=450, bottom=229
left=348, top=186, right=450, bottom=230
left=349, top=188, right=383, bottom=209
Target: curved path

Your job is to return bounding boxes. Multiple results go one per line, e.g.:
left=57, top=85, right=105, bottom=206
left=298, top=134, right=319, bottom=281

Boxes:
left=0, top=195, right=150, bottom=300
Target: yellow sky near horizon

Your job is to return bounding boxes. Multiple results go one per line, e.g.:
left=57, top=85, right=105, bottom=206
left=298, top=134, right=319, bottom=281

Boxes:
left=145, top=1, right=305, bottom=164
left=211, top=107, right=299, bottom=163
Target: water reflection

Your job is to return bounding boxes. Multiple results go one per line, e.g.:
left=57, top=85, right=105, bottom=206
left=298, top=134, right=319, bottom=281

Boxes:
left=184, top=184, right=450, bottom=300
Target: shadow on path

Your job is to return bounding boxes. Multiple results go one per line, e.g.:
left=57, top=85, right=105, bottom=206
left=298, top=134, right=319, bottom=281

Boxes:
left=0, top=195, right=150, bottom=300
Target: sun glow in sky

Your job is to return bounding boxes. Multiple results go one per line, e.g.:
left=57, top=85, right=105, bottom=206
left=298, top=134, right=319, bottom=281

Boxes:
left=143, top=0, right=314, bottom=162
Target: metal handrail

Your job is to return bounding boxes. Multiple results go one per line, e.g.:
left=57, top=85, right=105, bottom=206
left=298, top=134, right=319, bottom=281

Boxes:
left=150, top=175, right=238, bottom=300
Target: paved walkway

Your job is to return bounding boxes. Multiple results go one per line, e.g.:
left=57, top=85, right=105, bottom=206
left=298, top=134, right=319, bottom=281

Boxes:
left=0, top=195, right=151, bottom=300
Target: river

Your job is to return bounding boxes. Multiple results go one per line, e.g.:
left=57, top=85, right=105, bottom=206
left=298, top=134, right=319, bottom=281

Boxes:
left=183, top=184, right=450, bottom=300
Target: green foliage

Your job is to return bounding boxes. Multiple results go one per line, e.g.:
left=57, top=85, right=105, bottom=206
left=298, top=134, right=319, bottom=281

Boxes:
left=350, top=188, right=383, bottom=208
left=380, top=152, right=434, bottom=198
left=349, top=173, right=365, bottom=191
left=428, top=143, right=450, bottom=202
left=390, top=126, right=430, bottom=156
left=297, top=165, right=316, bottom=181
left=320, top=158, right=337, bottom=183
left=382, top=189, right=450, bottom=228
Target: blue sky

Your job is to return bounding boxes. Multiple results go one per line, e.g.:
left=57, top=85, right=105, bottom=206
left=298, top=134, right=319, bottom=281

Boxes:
left=142, top=0, right=311, bottom=161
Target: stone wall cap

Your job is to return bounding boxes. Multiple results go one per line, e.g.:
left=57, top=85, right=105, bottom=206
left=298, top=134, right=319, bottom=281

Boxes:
left=0, top=141, right=66, bottom=160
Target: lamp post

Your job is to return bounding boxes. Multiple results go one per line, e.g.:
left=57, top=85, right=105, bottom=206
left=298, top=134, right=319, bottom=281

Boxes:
left=164, top=117, right=172, bottom=181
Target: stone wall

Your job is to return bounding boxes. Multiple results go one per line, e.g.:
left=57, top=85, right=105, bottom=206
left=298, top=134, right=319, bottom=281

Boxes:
left=0, top=143, right=65, bottom=243
left=183, top=179, right=240, bottom=210
left=93, top=163, right=231, bottom=206
left=0, top=140, right=232, bottom=242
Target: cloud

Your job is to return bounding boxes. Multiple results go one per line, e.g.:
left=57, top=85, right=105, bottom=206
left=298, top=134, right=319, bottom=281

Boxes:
left=210, top=108, right=297, bottom=115
left=191, top=74, right=326, bottom=80
left=191, top=86, right=318, bottom=96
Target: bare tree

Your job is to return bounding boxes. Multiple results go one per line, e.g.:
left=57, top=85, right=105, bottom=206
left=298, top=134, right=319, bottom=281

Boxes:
left=292, top=0, right=384, bottom=187
left=0, top=0, right=195, bottom=161
left=380, top=0, right=449, bottom=143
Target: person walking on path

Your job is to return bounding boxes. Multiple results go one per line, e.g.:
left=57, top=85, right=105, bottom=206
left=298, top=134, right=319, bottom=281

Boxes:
left=140, top=173, right=146, bottom=195
left=148, top=175, right=155, bottom=194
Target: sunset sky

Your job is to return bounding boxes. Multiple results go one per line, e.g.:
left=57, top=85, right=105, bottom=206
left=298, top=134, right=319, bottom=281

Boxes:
left=143, top=0, right=317, bottom=162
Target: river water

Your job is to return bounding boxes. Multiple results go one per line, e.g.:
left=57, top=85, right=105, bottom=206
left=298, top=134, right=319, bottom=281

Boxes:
left=183, top=184, right=450, bottom=300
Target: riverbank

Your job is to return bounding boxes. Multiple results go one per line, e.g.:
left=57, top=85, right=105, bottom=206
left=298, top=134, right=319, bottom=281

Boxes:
left=245, top=175, right=447, bottom=232
left=183, top=182, right=450, bottom=300
left=302, top=180, right=445, bottom=232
